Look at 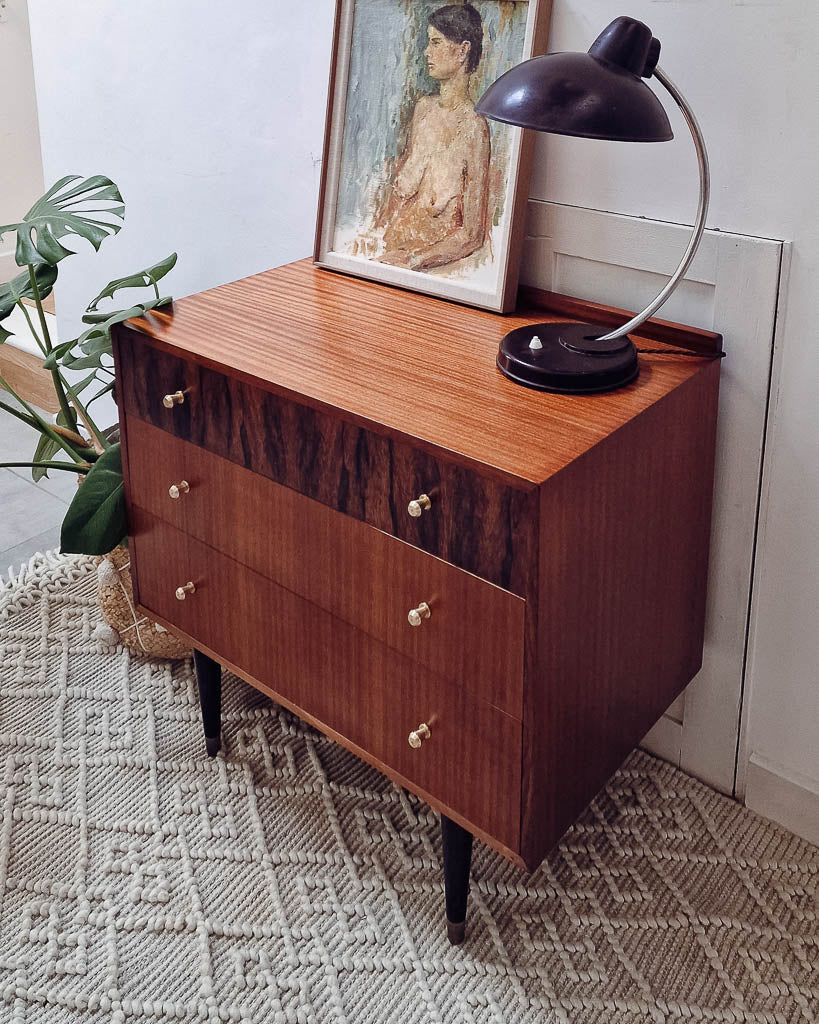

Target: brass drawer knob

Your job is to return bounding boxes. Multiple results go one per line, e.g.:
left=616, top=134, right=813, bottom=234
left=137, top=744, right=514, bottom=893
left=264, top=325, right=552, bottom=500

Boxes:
left=175, top=581, right=196, bottom=601
left=168, top=480, right=191, bottom=500
left=163, top=390, right=186, bottom=409
left=407, top=602, right=431, bottom=627
left=407, top=494, right=432, bottom=518
left=408, top=723, right=431, bottom=749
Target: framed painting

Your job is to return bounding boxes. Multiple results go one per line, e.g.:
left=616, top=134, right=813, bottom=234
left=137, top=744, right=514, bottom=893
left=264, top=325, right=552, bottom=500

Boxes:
left=314, top=0, right=552, bottom=312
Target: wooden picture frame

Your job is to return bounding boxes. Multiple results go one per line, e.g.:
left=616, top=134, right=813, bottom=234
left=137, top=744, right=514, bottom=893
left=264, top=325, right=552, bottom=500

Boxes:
left=314, top=0, right=552, bottom=312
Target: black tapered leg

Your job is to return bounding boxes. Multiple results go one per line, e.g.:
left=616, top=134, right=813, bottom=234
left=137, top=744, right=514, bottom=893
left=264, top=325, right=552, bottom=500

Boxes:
left=193, top=650, right=222, bottom=757
left=441, top=815, right=474, bottom=945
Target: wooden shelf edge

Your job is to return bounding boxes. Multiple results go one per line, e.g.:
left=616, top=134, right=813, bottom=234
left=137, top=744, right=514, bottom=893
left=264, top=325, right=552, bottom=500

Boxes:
left=121, top=263, right=721, bottom=357
left=519, top=286, right=724, bottom=355
left=0, top=344, right=60, bottom=413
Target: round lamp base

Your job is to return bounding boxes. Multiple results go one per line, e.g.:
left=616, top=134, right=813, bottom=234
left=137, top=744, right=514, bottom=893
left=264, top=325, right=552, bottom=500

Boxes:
left=497, top=322, right=639, bottom=394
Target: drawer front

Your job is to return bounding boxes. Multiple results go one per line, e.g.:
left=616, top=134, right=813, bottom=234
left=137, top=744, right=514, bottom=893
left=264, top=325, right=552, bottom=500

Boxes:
left=115, top=333, right=537, bottom=596
left=126, top=417, right=524, bottom=717
left=131, top=508, right=521, bottom=850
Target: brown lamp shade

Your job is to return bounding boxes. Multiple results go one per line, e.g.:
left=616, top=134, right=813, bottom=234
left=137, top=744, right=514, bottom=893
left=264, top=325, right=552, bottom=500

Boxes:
left=476, top=17, right=673, bottom=143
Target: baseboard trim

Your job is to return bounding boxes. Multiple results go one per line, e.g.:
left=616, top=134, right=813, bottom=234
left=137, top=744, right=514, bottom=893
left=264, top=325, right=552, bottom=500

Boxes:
left=744, top=755, right=819, bottom=846
left=640, top=714, right=682, bottom=767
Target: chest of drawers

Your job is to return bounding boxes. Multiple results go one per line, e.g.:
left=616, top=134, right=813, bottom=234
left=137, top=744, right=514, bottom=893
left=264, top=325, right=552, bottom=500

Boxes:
left=112, top=258, right=721, bottom=943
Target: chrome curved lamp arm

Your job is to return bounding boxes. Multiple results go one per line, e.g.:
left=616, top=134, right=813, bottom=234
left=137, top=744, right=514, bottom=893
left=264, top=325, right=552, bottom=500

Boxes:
left=598, top=65, right=711, bottom=343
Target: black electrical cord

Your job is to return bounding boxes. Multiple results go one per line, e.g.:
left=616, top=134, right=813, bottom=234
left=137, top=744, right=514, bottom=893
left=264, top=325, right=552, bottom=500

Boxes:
left=635, top=348, right=726, bottom=358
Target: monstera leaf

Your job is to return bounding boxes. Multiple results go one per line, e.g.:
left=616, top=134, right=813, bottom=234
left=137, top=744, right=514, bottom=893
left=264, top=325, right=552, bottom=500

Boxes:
left=85, top=252, right=177, bottom=312
left=0, top=175, right=124, bottom=267
left=60, top=443, right=126, bottom=555
left=29, top=406, right=83, bottom=482
left=0, top=265, right=58, bottom=342
left=56, top=298, right=171, bottom=372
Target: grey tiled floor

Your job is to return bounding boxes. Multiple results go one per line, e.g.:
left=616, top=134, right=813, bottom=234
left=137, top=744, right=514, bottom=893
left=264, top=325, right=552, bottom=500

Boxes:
left=0, top=396, right=80, bottom=573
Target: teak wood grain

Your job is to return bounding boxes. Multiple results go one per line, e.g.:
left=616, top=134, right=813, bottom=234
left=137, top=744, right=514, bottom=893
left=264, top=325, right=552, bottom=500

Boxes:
left=130, top=507, right=522, bottom=852
left=138, top=608, right=525, bottom=867
left=113, top=258, right=718, bottom=487
left=523, top=361, right=721, bottom=867
left=126, top=416, right=525, bottom=717
left=116, top=336, right=538, bottom=596
left=112, top=255, right=722, bottom=884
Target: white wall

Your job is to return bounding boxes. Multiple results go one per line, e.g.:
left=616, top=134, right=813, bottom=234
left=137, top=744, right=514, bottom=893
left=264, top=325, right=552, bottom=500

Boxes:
left=27, top=2, right=819, bottom=826
left=26, top=0, right=334, bottom=337
left=537, top=1, right=819, bottom=824
left=0, top=0, right=44, bottom=283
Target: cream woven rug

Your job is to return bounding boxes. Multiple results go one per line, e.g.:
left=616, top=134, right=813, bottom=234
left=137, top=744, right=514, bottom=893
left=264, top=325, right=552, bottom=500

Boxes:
left=0, top=552, right=816, bottom=1024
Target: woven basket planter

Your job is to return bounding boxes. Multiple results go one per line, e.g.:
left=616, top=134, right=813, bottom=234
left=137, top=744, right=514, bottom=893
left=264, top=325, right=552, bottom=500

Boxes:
left=94, top=545, right=191, bottom=659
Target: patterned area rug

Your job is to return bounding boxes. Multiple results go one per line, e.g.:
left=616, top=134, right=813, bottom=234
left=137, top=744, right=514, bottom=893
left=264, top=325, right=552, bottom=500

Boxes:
left=0, top=552, right=816, bottom=1024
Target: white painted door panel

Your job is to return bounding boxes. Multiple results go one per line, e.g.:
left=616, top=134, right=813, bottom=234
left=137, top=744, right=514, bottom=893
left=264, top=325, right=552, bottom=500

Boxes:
left=522, top=201, right=783, bottom=795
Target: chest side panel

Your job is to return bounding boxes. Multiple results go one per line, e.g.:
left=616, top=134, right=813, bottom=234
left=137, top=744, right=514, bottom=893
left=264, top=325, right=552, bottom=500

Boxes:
left=521, top=362, right=721, bottom=868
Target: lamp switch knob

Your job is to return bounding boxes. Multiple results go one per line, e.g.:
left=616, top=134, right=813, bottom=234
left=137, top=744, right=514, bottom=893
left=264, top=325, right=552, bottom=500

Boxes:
left=529, top=335, right=543, bottom=351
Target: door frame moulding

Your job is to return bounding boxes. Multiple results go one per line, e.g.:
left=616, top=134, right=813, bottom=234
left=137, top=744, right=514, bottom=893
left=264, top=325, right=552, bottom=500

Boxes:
left=743, top=755, right=819, bottom=847
left=521, top=199, right=786, bottom=797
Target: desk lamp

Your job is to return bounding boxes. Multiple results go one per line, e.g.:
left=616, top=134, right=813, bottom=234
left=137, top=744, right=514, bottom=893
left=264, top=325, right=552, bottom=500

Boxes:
left=476, top=15, right=710, bottom=393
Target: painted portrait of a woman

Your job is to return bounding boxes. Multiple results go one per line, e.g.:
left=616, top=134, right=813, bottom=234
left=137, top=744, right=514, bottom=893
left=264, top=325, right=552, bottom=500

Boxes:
left=377, top=4, right=490, bottom=272
left=318, top=0, right=539, bottom=310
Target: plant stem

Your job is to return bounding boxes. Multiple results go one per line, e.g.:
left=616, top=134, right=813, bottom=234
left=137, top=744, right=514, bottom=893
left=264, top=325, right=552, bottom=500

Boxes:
left=26, top=264, right=78, bottom=433
left=64, top=382, right=107, bottom=453
left=26, top=264, right=54, bottom=354
left=0, top=461, right=90, bottom=474
left=15, top=301, right=47, bottom=357
left=52, top=370, right=79, bottom=433
left=0, top=398, right=39, bottom=430
left=53, top=422, right=97, bottom=450
left=0, top=397, right=93, bottom=450
left=0, top=373, right=86, bottom=465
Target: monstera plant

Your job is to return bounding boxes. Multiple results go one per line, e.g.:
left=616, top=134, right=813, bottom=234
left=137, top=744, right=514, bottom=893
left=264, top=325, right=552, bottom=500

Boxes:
left=0, top=175, right=176, bottom=554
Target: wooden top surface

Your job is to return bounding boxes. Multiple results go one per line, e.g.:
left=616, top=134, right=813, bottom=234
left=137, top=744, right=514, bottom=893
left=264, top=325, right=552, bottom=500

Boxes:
left=120, top=258, right=716, bottom=487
